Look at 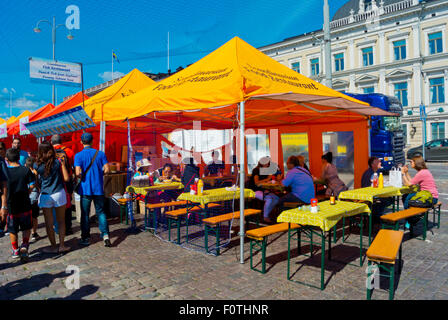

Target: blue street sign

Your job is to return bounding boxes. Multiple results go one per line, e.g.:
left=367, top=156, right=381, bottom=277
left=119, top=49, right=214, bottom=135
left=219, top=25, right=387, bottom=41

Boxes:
left=419, top=104, right=426, bottom=120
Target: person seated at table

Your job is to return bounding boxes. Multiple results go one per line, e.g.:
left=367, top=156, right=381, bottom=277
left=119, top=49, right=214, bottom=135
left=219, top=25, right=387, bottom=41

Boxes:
left=296, top=155, right=310, bottom=173
left=361, top=156, right=393, bottom=216
left=181, top=157, right=200, bottom=192
left=263, top=156, right=315, bottom=224
left=248, top=157, right=283, bottom=222
left=158, top=163, right=181, bottom=182
left=361, top=156, right=381, bottom=188
left=133, top=158, right=153, bottom=179
left=156, top=163, right=181, bottom=202
left=204, top=150, right=225, bottom=177
left=401, top=156, right=438, bottom=209
left=313, top=152, right=347, bottom=198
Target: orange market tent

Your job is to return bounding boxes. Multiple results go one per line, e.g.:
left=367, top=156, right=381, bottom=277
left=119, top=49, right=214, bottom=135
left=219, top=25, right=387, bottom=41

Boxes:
left=105, top=37, right=394, bottom=261
left=39, top=92, right=88, bottom=119
left=8, top=103, right=55, bottom=136
left=79, top=68, right=157, bottom=161
left=7, top=110, right=31, bottom=136
left=107, top=36, right=393, bottom=178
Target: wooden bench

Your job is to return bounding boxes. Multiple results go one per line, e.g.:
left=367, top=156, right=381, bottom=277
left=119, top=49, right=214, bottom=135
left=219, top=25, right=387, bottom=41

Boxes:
left=165, top=203, right=222, bottom=244
left=381, top=207, right=429, bottom=240
left=202, top=209, right=262, bottom=255
left=144, top=200, right=188, bottom=230
left=116, top=198, right=132, bottom=225
left=366, top=229, right=404, bottom=300
left=246, top=223, right=301, bottom=274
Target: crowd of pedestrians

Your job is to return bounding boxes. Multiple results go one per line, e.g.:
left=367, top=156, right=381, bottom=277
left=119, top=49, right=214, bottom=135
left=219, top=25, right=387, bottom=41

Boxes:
left=0, top=133, right=111, bottom=262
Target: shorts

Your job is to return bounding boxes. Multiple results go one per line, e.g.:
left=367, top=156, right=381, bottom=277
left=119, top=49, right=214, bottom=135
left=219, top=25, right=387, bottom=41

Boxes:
left=38, top=189, right=67, bottom=208
left=31, top=203, right=40, bottom=219
left=7, top=211, right=32, bottom=234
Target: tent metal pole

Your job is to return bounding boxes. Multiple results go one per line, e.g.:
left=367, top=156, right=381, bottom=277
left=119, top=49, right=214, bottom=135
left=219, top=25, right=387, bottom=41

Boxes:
left=239, top=101, right=245, bottom=264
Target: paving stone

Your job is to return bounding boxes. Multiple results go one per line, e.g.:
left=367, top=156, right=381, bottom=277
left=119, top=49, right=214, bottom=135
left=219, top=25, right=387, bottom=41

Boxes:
left=0, top=163, right=447, bottom=300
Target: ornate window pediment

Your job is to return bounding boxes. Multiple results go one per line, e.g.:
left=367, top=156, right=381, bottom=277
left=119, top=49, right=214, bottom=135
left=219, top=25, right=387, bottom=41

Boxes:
left=386, top=69, right=413, bottom=79
left=355, top=74, right=378, bottom=84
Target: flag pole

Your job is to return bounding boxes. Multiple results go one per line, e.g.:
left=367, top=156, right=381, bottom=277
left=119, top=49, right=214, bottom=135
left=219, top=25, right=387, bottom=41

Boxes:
left=112, top=49, right=114, bottom=80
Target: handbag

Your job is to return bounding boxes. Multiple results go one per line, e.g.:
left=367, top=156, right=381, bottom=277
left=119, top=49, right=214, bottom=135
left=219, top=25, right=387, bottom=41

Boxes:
left=392, top=167, right=403, bottom=188
left=73, top=150, right=99, bottom=194
left=408, top=190, right=433, bottom=208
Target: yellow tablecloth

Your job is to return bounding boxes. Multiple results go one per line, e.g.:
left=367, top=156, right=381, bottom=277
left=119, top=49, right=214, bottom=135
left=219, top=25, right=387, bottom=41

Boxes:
left=277, top=201, right=371, bottom=232
left=338, top=186, right=412, bottom=203
left=126, top=182, right=184, bottom=194
left=177, top=187, right=255, bottom=206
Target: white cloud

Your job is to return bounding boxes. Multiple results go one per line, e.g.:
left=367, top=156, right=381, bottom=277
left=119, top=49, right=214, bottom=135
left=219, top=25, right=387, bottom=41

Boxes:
left=23, top=92, right=35, bottom=97
left=98, top=71, right=125, bottom=82
left=13, top=97, right=47, bottom=111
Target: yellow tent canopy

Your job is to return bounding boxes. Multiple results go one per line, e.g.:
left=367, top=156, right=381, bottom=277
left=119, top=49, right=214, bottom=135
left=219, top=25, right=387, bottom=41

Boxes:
left=7, top=111, right=31, bottom=129
left=84, top=68, right=156, bottom=123
left=106, top=36, right=393, bottom=129
left=0, top=118, right=5, bottom=125
left=6, top=116, right=17, bottom=126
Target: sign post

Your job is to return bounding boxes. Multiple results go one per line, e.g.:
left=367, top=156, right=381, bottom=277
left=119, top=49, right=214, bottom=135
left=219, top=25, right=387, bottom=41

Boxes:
left=29, top=57, right=82, bottom=87
left=419, top=104, right=427, bottom=160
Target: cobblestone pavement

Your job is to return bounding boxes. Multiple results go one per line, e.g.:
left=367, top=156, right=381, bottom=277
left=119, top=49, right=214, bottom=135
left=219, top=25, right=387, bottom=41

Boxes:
left=1, top=163, right=448, bottom=300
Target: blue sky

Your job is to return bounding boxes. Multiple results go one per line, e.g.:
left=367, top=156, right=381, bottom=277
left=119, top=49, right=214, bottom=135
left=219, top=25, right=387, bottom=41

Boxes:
left=0, top=0, right=347, bottom=118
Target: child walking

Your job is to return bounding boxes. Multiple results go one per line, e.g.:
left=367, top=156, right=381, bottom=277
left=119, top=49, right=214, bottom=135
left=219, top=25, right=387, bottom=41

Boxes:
left=25, top=157, right=40, bottom=242
left=5, top=148, right=35, bottom=261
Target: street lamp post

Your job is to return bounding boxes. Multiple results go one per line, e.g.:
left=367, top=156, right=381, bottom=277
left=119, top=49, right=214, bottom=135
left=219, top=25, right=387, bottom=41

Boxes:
left=33, top=16, right=74, bottom=105
left=9, top=89, right=14, bottom=117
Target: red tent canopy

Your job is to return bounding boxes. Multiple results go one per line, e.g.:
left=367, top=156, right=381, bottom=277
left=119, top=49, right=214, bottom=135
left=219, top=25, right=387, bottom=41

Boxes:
left=37, top=92, right=89, bottom=119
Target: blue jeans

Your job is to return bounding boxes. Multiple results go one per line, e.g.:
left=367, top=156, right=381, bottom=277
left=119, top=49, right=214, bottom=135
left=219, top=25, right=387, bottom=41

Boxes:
left=263, top=193, right=306, bottom=218
left=80, top=195, right=109, bottom=240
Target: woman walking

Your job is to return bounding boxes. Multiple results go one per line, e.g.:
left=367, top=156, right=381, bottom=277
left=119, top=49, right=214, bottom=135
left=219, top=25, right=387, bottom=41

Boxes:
left=35, top=141, right=70, bottom=253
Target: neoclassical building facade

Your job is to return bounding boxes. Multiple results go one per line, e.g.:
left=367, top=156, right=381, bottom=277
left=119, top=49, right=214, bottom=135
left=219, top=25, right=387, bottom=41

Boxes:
left=259, top=0, right=448, bottom=149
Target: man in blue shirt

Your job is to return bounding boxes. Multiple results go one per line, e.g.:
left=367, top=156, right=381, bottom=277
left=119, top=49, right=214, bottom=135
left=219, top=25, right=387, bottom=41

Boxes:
left=263, top=156, right=315, bottom=223
left=74, top=133, right=111, bottom=247
left=11, top=138, right=29, bottom=166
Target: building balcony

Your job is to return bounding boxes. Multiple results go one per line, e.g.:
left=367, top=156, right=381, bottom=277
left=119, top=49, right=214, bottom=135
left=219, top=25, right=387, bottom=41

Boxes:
left=330, top=0, right=418, bottom=30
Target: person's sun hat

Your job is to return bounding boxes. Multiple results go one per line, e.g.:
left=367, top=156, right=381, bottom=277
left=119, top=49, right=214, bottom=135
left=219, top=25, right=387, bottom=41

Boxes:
left=137, top=158, right=152, bottom=171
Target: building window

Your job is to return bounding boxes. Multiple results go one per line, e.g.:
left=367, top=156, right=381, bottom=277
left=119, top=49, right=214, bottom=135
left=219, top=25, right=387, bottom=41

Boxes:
left=291, top=61, right=300, bottom=73
left=429, top=77, right=445, bottom=104
left=334, top=53, right=344, bottom=72
left=393, top=40, right=406, bottom=61
left=431, top=122, right=445, bottom=140
left=394, top=82, right=408, bottom=107
left=362, top=47, right=374, bottom=66
left=363, top=86, right=374, bottom=94
left=364, top=0, right=372, bottom=11
left=429, top=31, right=443, bottom=55
left=310, top=58, right=319, bottom=76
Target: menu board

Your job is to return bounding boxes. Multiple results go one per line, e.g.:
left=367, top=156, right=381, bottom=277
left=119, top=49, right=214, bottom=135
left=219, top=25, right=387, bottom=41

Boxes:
left=24, top=105, right=95, bottom=138
left=0, top=123, right=6, bottom=138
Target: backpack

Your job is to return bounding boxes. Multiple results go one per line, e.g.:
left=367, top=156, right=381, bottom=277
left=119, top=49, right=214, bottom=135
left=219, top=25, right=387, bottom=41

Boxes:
left=408, top=190, right=434, bottom=208
left=55, top=147, right=74, bottom=193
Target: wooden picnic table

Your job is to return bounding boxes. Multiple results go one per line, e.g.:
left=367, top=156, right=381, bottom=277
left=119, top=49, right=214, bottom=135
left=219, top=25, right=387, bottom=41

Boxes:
left=277, top=200, right=371, bottom=290
left=338, top=185, right=413, bottom=244
left=126, top=182, right=184, bottom=195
